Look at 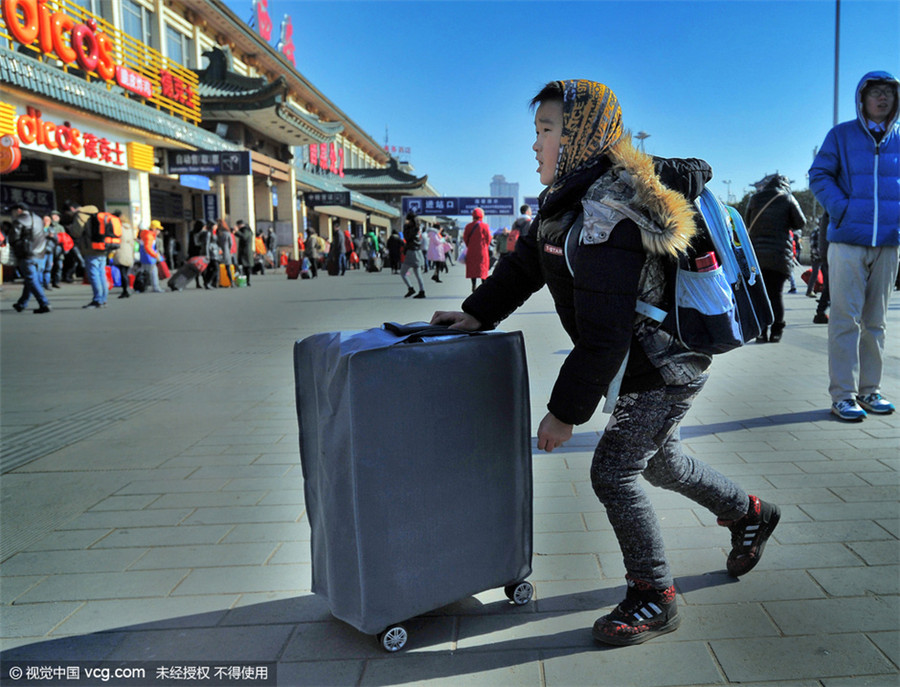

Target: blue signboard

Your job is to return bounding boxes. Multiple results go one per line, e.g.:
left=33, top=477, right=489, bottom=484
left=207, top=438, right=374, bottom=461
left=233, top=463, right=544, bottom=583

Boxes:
left=167, top=150, right=251, bottom=176
left=179, top=175, right=211, bottom=191
left=523, top=196, right=540, bottom=211
left=203, top=194, right=218, bottom=223
left=402, top=196, right=515, bottom=216
left=457, top=197, right=516, bottom=216
left=402, top=196, right=459, bottom=216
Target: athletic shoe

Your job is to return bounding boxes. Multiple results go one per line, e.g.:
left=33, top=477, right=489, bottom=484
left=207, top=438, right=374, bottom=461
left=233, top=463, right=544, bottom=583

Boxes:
left=719, top=495, right=781, bottom=577
left=33, top=305, right=51, bottom=314
left=813, top=313, right=829, bottom=324
left=857, top=393, right=895, bottom=415
left=404, top=287, right=415, bottom=298
left=413, top=291, right=426, bottom=299
left=831, top=399, right=867, bottom=422
left=592, top=576, right=680, bottom=646
left=12, top=303, right=24, bottom=312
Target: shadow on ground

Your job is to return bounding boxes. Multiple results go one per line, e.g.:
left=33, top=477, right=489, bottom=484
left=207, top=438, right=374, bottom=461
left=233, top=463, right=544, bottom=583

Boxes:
left=0, top=573, right=737, bottom=685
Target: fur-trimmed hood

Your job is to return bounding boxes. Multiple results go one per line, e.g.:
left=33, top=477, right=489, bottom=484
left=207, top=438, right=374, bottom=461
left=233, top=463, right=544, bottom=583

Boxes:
left=588, top=135, right=702, bottom=258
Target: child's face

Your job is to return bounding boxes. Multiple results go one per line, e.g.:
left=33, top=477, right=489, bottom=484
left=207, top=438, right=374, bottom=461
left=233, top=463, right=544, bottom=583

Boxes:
left=533, top=100, right=563, bottom=186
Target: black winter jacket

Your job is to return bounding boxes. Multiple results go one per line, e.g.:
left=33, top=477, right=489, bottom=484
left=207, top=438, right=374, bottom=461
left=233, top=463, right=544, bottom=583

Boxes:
left=463, top=141, right=712, bottom=425
left=745, top=176, right=806, bottom=276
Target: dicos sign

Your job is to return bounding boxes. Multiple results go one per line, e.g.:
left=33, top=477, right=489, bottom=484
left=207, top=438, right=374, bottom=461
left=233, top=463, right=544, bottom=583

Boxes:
left=2, top=0, right=117, bottom=80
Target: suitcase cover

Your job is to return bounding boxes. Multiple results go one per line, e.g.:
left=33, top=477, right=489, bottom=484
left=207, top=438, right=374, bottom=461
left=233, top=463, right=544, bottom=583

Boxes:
left=294, top=324, right=532, bottom=635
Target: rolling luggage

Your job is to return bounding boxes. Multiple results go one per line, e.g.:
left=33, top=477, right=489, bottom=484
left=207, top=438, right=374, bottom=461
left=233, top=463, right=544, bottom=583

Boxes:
left=286, top=258, right=301, bottom=280
left=219, top=263, right=234, bottom=287
left=294, top=322, right=533, bottom=652
left=168, top=256, right=207, bottom=291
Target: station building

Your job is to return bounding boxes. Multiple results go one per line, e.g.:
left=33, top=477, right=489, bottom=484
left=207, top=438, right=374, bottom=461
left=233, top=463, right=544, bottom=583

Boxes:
left=0, top=0, right=437, bottom=259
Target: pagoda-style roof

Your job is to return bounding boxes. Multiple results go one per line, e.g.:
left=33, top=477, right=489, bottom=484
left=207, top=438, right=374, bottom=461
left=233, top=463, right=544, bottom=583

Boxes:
left=341, top=157, right=429, bottom=192
left=196, top=47, right=343, bottom=146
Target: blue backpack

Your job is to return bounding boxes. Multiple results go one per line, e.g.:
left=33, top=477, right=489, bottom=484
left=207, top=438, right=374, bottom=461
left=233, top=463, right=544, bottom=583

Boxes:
left=567, top=187, right=774, bottom=356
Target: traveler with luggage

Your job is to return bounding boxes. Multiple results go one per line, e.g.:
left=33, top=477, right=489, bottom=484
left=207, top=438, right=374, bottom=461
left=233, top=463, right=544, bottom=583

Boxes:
left=432, top=79, right=779, bottom=646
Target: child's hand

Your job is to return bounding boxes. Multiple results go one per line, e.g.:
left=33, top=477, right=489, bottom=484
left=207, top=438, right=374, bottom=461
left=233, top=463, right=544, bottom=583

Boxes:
left=537, top=412, right=573, bottom=452
left=430, top=311, right=482, bottom=331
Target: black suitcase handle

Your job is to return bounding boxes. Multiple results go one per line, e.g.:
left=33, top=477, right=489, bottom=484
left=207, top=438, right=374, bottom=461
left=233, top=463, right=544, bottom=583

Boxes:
left=382, top=321, right=484, bottom=343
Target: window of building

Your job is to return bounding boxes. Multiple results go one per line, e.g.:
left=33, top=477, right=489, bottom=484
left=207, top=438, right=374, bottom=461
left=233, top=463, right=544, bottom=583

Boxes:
left=121, top=0, right=156, bottom=49
left=71, top=0, right=101, bottom=16
left=165, top=24, right=193, bottom=67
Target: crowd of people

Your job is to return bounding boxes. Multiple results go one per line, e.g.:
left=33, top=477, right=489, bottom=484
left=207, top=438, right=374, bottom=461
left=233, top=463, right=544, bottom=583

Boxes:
left=1, top=206, right=280, bottom=311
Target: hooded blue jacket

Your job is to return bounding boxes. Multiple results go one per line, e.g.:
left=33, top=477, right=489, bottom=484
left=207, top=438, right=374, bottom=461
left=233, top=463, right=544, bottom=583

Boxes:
left=809, top=70, right=900, bottom=247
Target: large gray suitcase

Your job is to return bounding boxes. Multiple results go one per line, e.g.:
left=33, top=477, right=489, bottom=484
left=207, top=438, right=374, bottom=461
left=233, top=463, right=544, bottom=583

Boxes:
left=293, top=323, right=533, bottom=650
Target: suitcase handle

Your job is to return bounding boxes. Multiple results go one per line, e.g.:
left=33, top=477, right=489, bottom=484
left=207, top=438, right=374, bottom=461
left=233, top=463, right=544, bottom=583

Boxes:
left=382, top=321, right=483, bottom=342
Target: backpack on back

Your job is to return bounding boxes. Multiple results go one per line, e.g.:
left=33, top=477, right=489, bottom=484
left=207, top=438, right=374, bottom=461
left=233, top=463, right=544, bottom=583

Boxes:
left=566, top=187, right=773, bottom=356
left=89, top=212, right=122, bottom=251
left=656, top=188, right=773, bottom=354
left=10, top=212, right=35, bottom=260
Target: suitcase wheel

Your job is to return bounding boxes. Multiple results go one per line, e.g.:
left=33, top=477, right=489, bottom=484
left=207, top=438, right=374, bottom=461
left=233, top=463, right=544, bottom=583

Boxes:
left=377, top=624, right=408, bottom=652
left=504, top=581, right=534, bottom=606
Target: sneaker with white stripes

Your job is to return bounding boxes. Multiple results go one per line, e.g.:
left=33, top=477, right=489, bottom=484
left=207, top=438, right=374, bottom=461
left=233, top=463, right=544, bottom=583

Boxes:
left=832, top=399, right=867, bottom=422
left=856, top=393, right=895, bottom=415
left=592, top=576, right=680, bottom=646
left=720, top=495, right=781, bottom=577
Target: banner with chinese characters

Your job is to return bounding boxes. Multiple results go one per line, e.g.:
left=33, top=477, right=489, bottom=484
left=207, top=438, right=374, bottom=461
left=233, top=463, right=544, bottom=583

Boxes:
left=0, top=99, right=129, bottom=171
left=0, top=0, right=200, bottom=124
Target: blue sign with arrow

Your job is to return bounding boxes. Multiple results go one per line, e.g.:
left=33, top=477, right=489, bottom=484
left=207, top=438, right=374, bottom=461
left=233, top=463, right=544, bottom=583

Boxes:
left=402, top=196, right=515, bottom=216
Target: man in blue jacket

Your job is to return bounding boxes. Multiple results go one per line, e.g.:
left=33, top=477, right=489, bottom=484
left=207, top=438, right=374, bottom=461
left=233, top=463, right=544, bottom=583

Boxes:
left=809, top=70, right=900, bottom=422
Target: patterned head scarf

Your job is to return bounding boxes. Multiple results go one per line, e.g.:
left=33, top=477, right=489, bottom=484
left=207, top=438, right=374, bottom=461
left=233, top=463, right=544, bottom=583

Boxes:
left=548, top=80, right=624, bottom=195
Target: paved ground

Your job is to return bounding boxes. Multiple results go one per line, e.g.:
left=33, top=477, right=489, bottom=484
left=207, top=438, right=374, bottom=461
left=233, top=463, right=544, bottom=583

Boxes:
left=0, top=263, right=898, bottom=687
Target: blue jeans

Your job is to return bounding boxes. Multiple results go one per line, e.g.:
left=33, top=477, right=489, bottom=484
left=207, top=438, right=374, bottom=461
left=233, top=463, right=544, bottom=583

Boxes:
left=15, top=258, right=50, bottom=309
left=40, top=252, right=53, bottom=287
left=85, top=254, right=109, bottom=305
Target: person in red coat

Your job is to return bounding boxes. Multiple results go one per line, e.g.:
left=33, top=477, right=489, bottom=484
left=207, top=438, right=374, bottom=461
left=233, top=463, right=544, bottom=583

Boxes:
left=463, top=207, right=492, bottom=292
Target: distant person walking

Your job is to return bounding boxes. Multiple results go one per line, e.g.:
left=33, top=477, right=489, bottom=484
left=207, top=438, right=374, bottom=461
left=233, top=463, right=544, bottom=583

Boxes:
left=463, top=207, right=491, bottom=292
left=400, top=212, right=425, bottom=298
left=744, top=174, right=806, bottom=343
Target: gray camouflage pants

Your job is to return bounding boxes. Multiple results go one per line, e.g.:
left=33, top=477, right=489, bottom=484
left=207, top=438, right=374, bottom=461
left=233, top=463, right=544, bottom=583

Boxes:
left=591, top=373, right=749, bottom=589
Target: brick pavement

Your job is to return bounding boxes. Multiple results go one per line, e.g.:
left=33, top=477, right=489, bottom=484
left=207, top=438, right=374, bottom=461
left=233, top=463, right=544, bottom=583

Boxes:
left=0, top=266, right=897, bottom=686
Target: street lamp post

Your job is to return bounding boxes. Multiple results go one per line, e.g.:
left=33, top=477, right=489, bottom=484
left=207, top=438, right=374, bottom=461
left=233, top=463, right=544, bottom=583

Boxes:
left=635, top=131, right=650, bottom=152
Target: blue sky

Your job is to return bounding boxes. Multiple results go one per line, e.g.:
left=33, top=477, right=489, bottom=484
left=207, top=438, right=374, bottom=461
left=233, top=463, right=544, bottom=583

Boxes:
left=225, top=0, right=899, bottom=205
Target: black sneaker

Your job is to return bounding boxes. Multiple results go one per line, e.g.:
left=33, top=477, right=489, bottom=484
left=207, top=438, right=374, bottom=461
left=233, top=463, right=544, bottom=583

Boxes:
left=719, top=495, right=780, bottom=577
left=592, top=577, right=680, bottom=646
left=12, top=302, right=25, bottom=312
left=33, top=305, right=51, bottom=314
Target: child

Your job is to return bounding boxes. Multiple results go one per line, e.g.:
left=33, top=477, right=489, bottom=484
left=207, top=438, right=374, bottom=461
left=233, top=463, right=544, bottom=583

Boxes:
left=431, top=80, right=779, bottom=646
